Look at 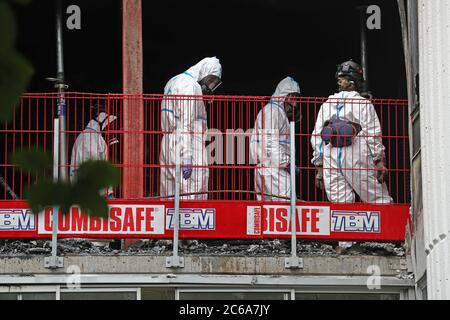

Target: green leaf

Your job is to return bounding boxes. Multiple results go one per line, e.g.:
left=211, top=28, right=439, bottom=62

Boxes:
left=12, top=148, right=52, bottom=177
left=23, top=160, right=116, bottom=218
left=75, top=160, right=120, bottom=190
left=27, top=180, right=110, bottom=218
left=0, top=3, right=15, bottom=52
left=74, top=191, right=109, bottom=218
left=0, top=50, right=34, bottom=122
left=26, top=181, right=72, bottom=216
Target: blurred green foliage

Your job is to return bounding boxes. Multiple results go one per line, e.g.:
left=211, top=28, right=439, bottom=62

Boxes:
left=2, top=0, right=120, bottom=218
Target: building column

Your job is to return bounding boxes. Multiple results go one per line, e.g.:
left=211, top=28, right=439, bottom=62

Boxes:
left=418, top=0, right=450, bottom=300
left=122, top=0, right=144, bottom=250
left=122, top=0, right=144, bottom=198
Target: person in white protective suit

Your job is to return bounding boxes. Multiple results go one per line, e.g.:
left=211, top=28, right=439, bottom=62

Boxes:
left=159, top=57, right=222, bottom=199
left=311, top=60, right=392, bottom=205
left=251, top=77, right=301, bottom=201
left=69, top=106, right=117, bottom=198
left=311, top=60, right=392, bottom=252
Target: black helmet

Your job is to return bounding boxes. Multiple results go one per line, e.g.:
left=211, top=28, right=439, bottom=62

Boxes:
left=335, top=60, right=364, bottom=82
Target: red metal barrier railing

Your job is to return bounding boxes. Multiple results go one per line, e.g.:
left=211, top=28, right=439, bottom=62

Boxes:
left=0, top=93, right=410, bottom=204
left=0, top=93, right=411, bottom=241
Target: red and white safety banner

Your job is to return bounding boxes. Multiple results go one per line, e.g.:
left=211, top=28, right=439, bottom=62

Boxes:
left=0, top=200, right=409, bottom=241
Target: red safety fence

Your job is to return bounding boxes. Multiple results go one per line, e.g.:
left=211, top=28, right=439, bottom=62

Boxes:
left=0, top=93, right=411, bottom=241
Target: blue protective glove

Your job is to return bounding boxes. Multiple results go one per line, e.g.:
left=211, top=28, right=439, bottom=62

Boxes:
left=321, top=125, right=333, bottom=145
left=182, top=159, right=193, bottom=180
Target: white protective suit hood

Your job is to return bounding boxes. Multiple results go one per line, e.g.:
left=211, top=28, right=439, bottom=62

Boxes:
left=185, top=57, right=222, bottom=82
left=96, top=112, right=117, bottom=131
left=250, top=76, right=301, bottom=201
left=270, top=76, right=301, bottom=103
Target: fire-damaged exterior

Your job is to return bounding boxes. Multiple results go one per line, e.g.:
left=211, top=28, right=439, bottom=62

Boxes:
left=4, top=0, right=450, bottom=301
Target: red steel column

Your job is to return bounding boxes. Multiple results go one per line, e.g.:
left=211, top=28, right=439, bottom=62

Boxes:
left=122, top=0, right=144, bottom=198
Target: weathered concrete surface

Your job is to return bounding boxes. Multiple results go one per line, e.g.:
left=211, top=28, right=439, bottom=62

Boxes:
left=0, top=255, right=408, bottom=276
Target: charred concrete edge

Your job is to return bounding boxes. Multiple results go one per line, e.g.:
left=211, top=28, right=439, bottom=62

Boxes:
left=0, top=274, right=413, bottom=288
left=424, top=231, right=449, bottom=256
left=0, top=255, right=408, bottom=276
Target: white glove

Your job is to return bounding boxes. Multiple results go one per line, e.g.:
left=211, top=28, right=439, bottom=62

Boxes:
left=375, top=160, right=387, bottom=184
left=109, top=138, right=119, bottom=146
left=315, top=167, right=324, bottom=190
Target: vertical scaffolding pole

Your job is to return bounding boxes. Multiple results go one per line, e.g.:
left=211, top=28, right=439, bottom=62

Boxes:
left=166, top=129, right=184, bottom=268
left=56, top=0, right=67, bottom=182
left=285, top=122, right=303, bottom=269
left=357, top=6, right=371, bottom=98
left=44, top=119, right=63, bottom=268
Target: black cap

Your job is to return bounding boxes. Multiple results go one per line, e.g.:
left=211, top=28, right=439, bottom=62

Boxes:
left=335, top=60, right=364, bottom=82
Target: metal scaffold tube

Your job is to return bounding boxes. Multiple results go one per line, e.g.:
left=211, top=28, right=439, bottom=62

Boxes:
left=56, top=0, right=67, bottom=182
left=43, top=0, right=67, bottom=268
left=166, top=128, right=184, bottom=268
left=44, top=119, right=63, bottom=269
left=285, top=122, right=303, bottom=269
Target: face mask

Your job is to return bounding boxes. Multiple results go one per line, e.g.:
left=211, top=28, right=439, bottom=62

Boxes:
left=96, top=112, right=117, bottom=131
left=201, top=83, right=214, bottom=95
left=199, top=76, right=222, bottom=95
left=285, top=104, right=301, bottom=123
left=284, top=93, right=301, bottom=123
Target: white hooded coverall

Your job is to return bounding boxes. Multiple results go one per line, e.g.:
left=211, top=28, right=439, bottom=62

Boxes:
left=251, top=77, right=301, bottom=201
left=311, top=91, right=392, bottom=204
left=70, top=112, right=116, bottom=197
left=159, top=57, right=222, bottom=199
